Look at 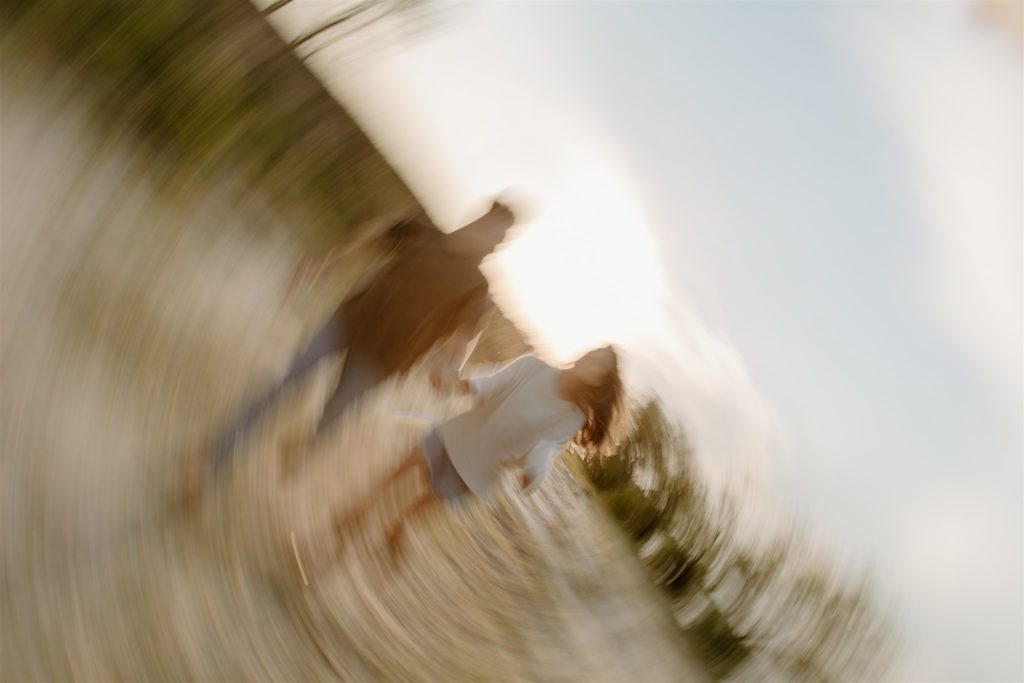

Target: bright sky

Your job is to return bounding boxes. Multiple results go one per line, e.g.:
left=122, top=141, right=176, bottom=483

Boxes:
left=266, top=2, right=1022, bottom=679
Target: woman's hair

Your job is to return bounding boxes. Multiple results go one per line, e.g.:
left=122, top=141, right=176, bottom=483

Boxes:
left=569, top=347, right=624, bottom=450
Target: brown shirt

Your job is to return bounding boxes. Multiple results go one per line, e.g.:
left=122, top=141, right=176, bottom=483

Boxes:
left=341, top=216, right=491, bottom=375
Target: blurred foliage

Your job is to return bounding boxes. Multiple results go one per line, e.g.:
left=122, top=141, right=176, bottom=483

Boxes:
left=1, top=0, right=419, bottom=244
left=689, top=608, right=753, bottom=679
left=263, top=0, right=435, bottom=62
left=579, top=400, right=896, bottom=681
left=601, top=483, right=661, bottom=545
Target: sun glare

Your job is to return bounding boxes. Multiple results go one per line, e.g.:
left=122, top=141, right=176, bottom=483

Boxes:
left=486, top=166, right=665, bottom=363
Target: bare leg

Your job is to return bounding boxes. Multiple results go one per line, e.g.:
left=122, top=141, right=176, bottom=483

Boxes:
left=329, top=446, right=428, bottom=558
left=386, top=490, right=441, bottom=564
left=279, top=430, right=311, bottom=480
left=381, top=445, right=429, bottom=488
left=298, top=446, right=431, bottom=581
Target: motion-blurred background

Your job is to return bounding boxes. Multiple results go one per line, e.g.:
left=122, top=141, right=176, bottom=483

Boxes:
left=2, top=1, right=1021, bottom=681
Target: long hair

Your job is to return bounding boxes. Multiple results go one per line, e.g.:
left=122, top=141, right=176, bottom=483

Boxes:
left=568, top=348, right=624, bottom=451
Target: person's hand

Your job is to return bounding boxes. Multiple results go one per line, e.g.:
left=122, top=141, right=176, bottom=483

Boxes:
left=429, top=367, right=458, bottom=393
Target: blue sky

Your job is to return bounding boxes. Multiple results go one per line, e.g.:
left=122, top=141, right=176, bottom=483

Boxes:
left=269, top=2, right=1021, bottom=679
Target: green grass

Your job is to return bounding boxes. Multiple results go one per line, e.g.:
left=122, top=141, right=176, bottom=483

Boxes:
left=2, top=0, right=418, bottom=246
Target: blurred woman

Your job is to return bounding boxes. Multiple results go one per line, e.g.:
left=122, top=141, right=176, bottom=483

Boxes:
left=306, top=346, right=624, bottom=574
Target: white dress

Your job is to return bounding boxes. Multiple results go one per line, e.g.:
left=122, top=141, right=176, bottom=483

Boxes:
left=437, top=356, right=586, bottom=501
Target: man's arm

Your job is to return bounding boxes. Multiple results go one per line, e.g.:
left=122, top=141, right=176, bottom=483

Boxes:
left=519, top=441, right=558, bottom=495
left=520, top=416, right=583, bottom=493
left=429, top=280, right=493, bottom=393
left=429, top=324, right=482, bottom=392
left=286, top=236, right=363, bottom=300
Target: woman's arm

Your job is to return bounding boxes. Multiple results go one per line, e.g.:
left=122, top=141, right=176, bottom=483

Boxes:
left=463, top=355, right=536, bottom=404
left=520, top=441, right=559, bottom=495
left=519, top=415, right=584, bottom=494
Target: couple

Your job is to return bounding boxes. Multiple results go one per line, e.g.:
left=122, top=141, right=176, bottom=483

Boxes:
left=184, top=200, right=511, bottom=504
left=205, top=198, right=623, bottom=566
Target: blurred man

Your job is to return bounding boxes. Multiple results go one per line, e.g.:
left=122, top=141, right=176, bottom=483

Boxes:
left=204, top=200, right=516, bottom=487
